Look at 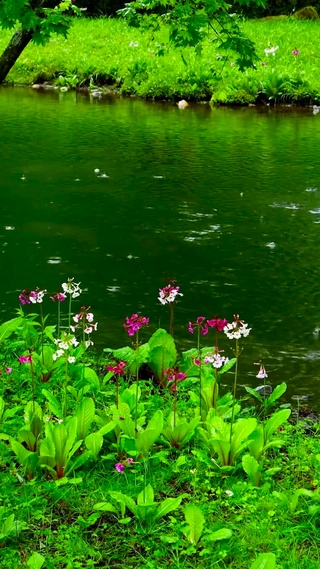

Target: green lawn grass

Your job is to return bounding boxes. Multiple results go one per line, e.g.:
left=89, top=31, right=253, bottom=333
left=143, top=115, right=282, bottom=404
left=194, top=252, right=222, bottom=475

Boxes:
left=1, top=17, right=320, bottom=103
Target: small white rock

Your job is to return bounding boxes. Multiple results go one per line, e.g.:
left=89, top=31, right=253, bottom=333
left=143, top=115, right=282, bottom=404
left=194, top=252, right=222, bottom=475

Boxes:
left=177, top=100, right=189, bottom=109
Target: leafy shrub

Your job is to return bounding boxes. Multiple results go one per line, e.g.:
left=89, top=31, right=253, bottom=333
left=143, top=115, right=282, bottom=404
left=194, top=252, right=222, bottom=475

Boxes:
left=294, top=5, right=319, bottom=18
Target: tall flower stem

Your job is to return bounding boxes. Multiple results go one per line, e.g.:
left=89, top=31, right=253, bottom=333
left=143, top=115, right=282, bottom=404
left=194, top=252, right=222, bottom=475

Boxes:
left=229, top=339, right=239, bottom=445
left=68, top=295, right=72, bottom=331
left=213, top=368, right=218, bottom=410
left=169, top=303, right=174, bottom=337
left=116, top=374, right=119, bottom=408
left=39, top=304, right=44, bottom=365
left=134, top=331, right=139, bottom=434
left=30, top=353, right=35, bottom=413
left=57, top=301, right=61, bottom=338
left=173, top=380, right=177, bottom=428
left=63, top=359, right=69, bottom=419
left=197, top=329, right=202, bottom=421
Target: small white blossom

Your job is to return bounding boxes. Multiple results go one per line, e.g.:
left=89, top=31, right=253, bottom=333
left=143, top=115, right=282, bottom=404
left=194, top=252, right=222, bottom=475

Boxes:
left=68, top=356, right=76, bottom=364
left=70, top=337, right=79, bottom=347
left=62, top=278, right=82, bottom=299
left=224, top=316, right=251, bottom=340
left=264, top=45, right=279, bottom=56
left=225, top=490, right=234, bottom=497
left=86, top=313, right=94, bottom=322
left=85, top=340, right=93, bottom=348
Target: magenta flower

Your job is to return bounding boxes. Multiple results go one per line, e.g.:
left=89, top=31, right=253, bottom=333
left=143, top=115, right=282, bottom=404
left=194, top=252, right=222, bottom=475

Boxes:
left=126, top=457, right=134, bottom=465
left=5, top=367, right=12, bottom=374
left=292, top=48, right=300, bottom=56
left=207, top=317, right=228, bottom=331
left=18, top=355, right=32, bottom=364
left=19, top=288, right=46, bottom=304
left=166, top=368, right=187, bottom=391
left=123, top=313, right=149, bottom=336
left=115, top=463, right=125, bottom=473
left=188, top=317, right=208, bottom=335
left=158, top=281, right=183, bottom=305
left=107, top=361, right=126, bottom=375
left=50, top=292, right=67, bottom=302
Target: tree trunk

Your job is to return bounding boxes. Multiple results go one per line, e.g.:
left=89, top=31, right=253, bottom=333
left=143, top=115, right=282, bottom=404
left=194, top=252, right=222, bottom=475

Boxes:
left=0, top=28, right=34, bottom=84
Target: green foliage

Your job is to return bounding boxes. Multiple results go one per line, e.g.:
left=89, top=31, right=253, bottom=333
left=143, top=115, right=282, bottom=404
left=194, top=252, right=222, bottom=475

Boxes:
left=183, top=504, right=205, bottom=545
left=147, top=328, right=177, bottom=387
left=200, top=414, right=257, bottom=466
left=250, top=553, right=276, bottom=569
left=0, top=507, right=24, bottom=547
left=162, top=413, right=200, bottom=449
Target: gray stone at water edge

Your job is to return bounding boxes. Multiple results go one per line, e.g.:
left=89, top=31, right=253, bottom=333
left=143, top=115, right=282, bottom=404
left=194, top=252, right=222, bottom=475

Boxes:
left=255, top=384, right=273, bottom=397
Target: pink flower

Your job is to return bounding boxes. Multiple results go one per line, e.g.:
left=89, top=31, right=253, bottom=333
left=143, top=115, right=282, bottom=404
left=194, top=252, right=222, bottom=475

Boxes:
left=126, top=457, right=134, bottom=465
left=50, top=292, right=67, bottom=302
left=207, top=317, right=228, bottom=331
left=158, top=281, right=183, bottom=305
left=292, top=48, right=300, bottom=56
left=5, top=368, right=12, bottom=374
left=123, top=313, right=149, bottom=336
left=107, top=361, right=126, bottom=375
left=188, top=317, right=208, bottom=335
left=256, top=365, right=268, bottom=379
left=18, top=355, right=32, bottom=364
left=115, top=463, right=125, bottom=473
left=166, top=368, right=187, bottom=391
left=19, top=288, right=46, bottom=304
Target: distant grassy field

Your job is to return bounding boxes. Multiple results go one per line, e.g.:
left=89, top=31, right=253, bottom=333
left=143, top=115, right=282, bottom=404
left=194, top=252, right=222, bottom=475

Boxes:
left=1, top=17, right=320, bottom=104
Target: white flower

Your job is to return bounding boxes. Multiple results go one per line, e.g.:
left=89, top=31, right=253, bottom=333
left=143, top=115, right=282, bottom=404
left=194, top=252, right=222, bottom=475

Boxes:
left=264, top=45, right=279, bottom=56
left=86, top=313, right=94, bottom=322
left=53, top=349, right=64, bottom=361
left=73, top=314, right=80, bottom=323
left=85, top=340, right=93, bottom=348
left=129, top=41, right=139, bottom=47
left=70, top=337, right=79, bottom=347
left=70, top=325, right=76, bottom=333
left=62, top=278, right=82, bottom=299
left=225, top=490, right=234, bottom=497
left=204, top=353, right=229, bottom=369
left=224, top=316, right=251, bottom=340
left=68, top=356, right=75, bottom=364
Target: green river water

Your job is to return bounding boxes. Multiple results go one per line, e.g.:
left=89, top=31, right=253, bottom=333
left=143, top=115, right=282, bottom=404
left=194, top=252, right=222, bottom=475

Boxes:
left=1, top=87, right=320, bottom=408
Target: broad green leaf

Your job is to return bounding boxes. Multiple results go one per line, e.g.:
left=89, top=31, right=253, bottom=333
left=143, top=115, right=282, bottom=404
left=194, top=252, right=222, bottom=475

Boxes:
left=93, top=502, right=118, bottom=513
left=0, top=397, right=5, bottom=422
left=0, top=317, right=22, bottom=343
left=98, top=421, right=116, bottom=437
left=218, top=358, right=237, bottom=374
left=266, top=383, right=287, bottom=406
left=75, top=397, right=95, bottom=440
left=156, top=495, right=183, bottom=520
left=242, top=454, right=261, bottom=486
left=137, top=484, right=154, bottom=505
left=10, top=439, right=32, bottom=465
left=27, top=552, right=45, bottom=569
left=230, top=418, right=257, bottom=462
left=85, top=432, right=103, bottom=459
left=183, top=503, right=204, bottom=545
left=250, top=552, right=276, bottom=569
left=42, top=389, right=62, bottom=419
left=265, top=409, right=291, bottom=441
left=244, top=386, right=263, bottom=402
left=207, top=528, right=232, bottom=542
left=109, top=491, right=137, bottom=516
left=136, top=410, right=163, bottom=456
left=83, top=367, right=100, bottom=390
left=290, top=488, right=315, bottom=513
left=65, top=451, right=90, bottom=475
left=148, top=329, right=177, bottom=385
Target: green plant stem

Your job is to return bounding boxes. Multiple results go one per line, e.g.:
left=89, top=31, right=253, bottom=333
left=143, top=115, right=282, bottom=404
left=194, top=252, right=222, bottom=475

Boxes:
left=173, top=381, right=177, bottom=428
left=213, top=368, right=218, bottom=410
left=39, top=303, right=44, bottom=365
left=229, top=338, right=239, bottom=445
left=30, top=353, right=35, bottom=413
left=68, top=295, right=72, bottom=330
left=63, top=358, right=69, bottom=419
left=169, top=303, right=174, bottom=337
left=135, top=331, right=139, bottom=434
left=197, top=329, right=202, bottom=421
left=116, top=374, right=119, bottom=408
left=57, top=301, right=61, bottom=337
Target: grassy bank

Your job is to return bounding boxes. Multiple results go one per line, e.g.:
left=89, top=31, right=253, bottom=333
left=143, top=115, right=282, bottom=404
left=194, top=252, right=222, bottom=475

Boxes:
left=1, top=17, right=320, bottom=104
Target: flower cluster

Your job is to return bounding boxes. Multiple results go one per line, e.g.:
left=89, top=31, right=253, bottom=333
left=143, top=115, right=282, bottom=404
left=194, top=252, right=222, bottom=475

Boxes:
left=158, top=281, right=183, bottom=305
left=107, top=361, right=126, bottom=375
left=18, top=355, right=32, bottom=364
left=204, top=348, right=229, bottom=369
left=223, top=315, right=251, bottom=340
left=19, top=288, right=47, bottom=304
left=53, top=333, right=79, bottom=363
left=115, top=457, right=134, bottom=473
left=62, top=278, right=82, bottom=299
left=166, top=368, right=187, bottom=391
left=188, top=316, right=209, bottom=335
left=50, top=292, right=66, bottom=302
left=70, top=306, right=98, bottom=336
left=123, top=313, right=149, bottom=336
left=207, top=317, right=228, bottom=331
